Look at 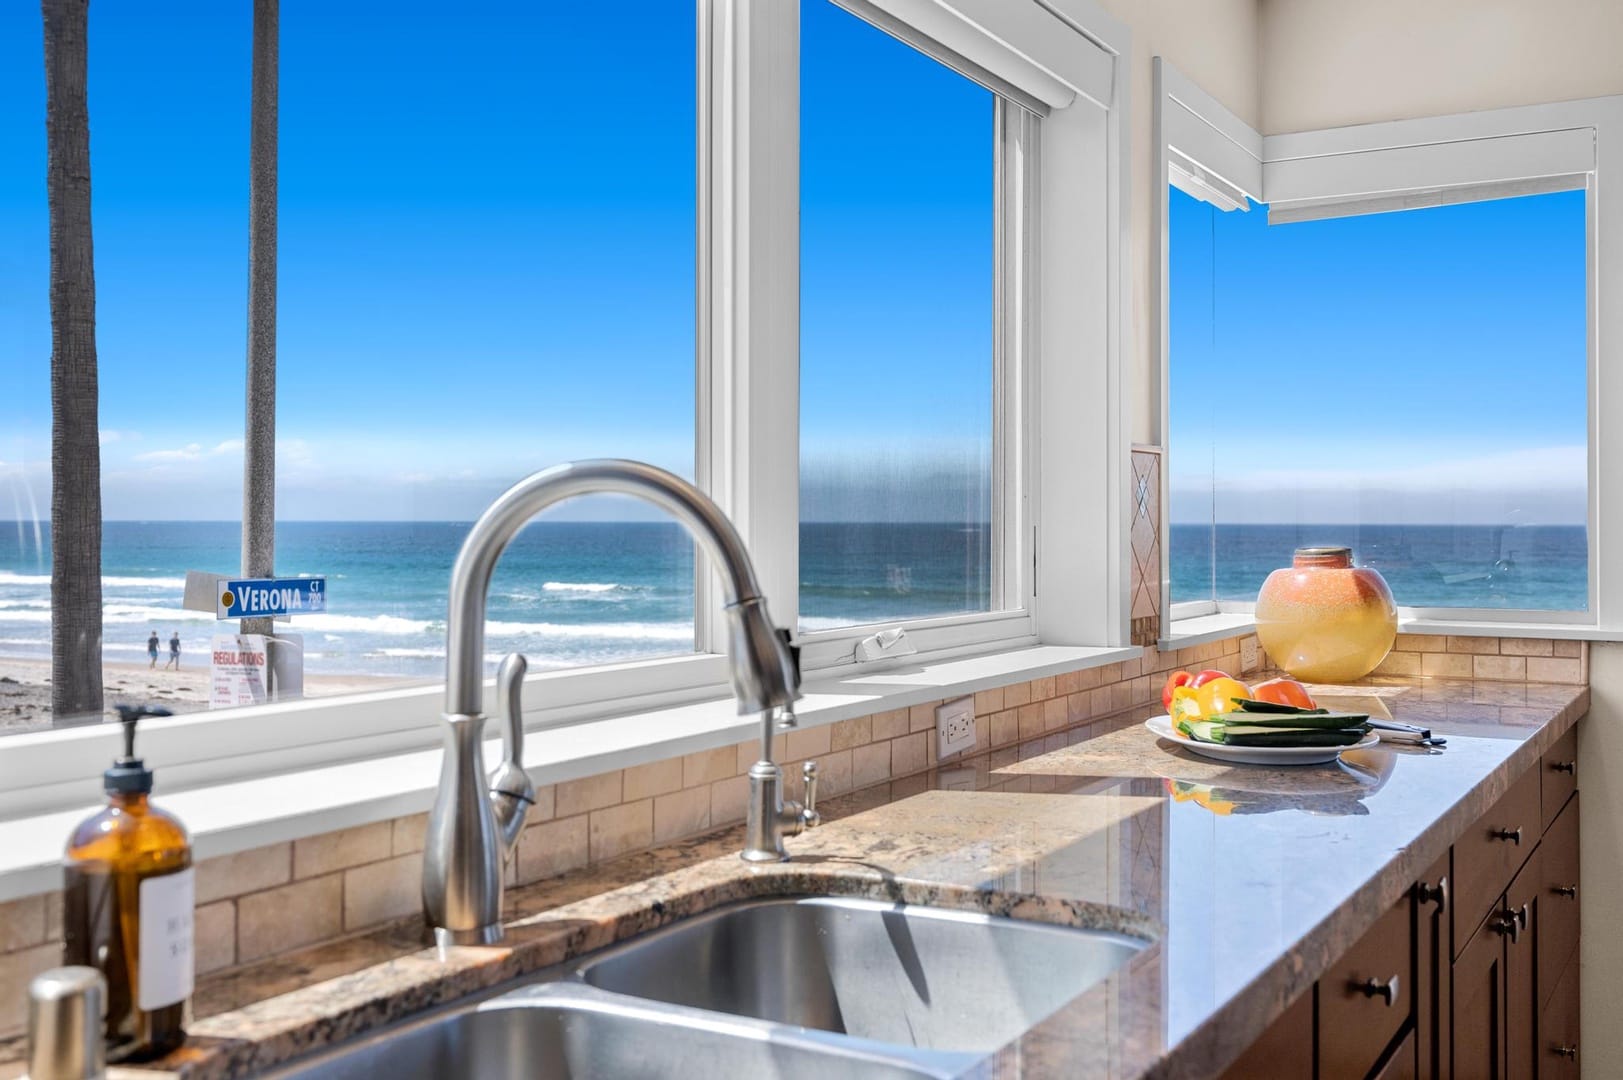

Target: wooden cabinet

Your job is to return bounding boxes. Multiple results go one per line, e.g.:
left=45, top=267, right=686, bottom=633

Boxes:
left=1226, top=720, right=1583, bottom=1079
left=1322, top=895, right=1415, bottom=1079
left=1219, top=987, right=1314, bottom=1080
left=1414, top=852, right=1451, bottom=1080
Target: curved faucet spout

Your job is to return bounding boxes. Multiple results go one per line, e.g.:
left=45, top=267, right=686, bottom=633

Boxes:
left=445, top=459, right=797, bottom=720
left=425, top=459, right=800, bottom=946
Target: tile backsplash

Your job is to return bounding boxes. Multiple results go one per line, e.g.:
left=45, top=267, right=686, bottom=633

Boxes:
left=0, top=630, right=1588, bottom=1035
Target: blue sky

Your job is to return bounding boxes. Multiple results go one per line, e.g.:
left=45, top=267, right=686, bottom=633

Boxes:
left=1170, top=185, right=1588, bottom=524
left=0, top=0, right=993, bottom=523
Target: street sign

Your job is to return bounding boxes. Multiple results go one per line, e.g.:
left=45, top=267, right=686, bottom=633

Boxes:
left=216, top=577, right=326, bottom=620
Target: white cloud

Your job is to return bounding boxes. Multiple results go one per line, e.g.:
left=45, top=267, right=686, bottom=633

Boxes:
left=135, top=442, right=205, bottom=463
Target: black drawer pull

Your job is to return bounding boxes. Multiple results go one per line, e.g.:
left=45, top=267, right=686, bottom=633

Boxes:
left=1353, top=975, right=1400, bottom=1007
left=1494, top=905, right=1528, bottom=943
left=1554, top=883, right=1578, bottom=899
left=1492, top=826, right=1524, bottom=845
left=1553, top=1044, right=1578, bottom=1059
left=1415, top=876, right=1448, bottom=914
left=1551, top=760, right=1576, bottom=775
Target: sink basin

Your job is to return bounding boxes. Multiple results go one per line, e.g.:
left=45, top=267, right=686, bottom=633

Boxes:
left=577, top=896, right=1144, bottom=1054
left=265, top=984, right=951, bottom=1080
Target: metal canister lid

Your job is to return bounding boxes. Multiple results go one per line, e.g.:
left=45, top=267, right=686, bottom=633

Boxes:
left=26, top=967, right=106, bottom=1080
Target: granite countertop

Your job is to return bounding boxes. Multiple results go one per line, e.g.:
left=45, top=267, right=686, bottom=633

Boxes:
left=2, top=676, right=1588, bottom=1079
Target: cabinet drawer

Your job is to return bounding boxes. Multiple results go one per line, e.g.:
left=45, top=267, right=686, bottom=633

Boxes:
left=1542, top=724, right=1578, bottom=831
left=1321, top=894, right=1411, bottom=1080
left=1454, top=763, right=1540, bottom=955
left=1542, top=957, right=1580, bottom=1080
left=1540, top=793, right=1580, bottom=1011
left=1219, top=986, right=1313, bottom=1080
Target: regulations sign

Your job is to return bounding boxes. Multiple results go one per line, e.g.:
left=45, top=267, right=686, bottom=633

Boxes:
left=216, top=577, right=326, bottom=620
left=210, top=634, right=269, bottom=708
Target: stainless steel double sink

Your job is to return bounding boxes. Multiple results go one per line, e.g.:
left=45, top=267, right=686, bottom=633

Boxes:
left=268, top=896, right=1144, bottom=1079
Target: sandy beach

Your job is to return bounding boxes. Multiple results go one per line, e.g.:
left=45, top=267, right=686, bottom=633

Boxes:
left=0, top=656, right=420, bottom=736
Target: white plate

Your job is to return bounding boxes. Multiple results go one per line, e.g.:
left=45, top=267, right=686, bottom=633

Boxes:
left=1144, top=715, right=1379, bottom=766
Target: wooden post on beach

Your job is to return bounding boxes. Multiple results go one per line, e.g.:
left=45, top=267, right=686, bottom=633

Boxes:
left=242, top=0, right=278, bottom=688
left=42, top=0, right=105, bottom=725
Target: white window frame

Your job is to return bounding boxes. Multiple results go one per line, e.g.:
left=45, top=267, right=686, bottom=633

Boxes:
left=3, top=0, right=1130, bottom=816
left=1156, top=59, right=1623, bottom=634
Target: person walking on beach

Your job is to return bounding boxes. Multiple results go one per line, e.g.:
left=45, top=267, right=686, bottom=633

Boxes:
left=147, top=631, right=160, bottom=668
left=166, top=632, right=181, bottom=671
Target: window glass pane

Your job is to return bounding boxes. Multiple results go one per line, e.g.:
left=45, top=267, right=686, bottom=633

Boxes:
left=799, top=0, right=996, bottom=632
left=1169, top=185, right=1588, bottom=611
left=0, top=1, right=696, bottom=734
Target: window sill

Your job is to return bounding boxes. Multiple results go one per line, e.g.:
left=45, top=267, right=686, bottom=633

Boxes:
left=1160, top=612, right=1257, bottom=649
left=0, top=642, right=1141, bottom=902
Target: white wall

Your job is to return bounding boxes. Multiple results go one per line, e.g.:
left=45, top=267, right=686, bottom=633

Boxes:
left=1260, top=0, right=1623, bottom=135
left=1580, top=644, right=1623, bottom=1078
left=1088, top=0, right=1260, bottom=444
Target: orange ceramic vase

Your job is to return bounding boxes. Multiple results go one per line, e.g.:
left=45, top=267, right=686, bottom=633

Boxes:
left=1254, top=547, right=1397, bottom=683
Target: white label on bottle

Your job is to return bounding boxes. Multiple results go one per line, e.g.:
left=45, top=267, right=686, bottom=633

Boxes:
left=138, top=868, right=195, bottom=1011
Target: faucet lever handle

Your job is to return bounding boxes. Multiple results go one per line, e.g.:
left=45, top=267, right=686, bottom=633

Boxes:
left=496, top=652, right=526, bottom=771
left=801, top=760, right=820, bottom=829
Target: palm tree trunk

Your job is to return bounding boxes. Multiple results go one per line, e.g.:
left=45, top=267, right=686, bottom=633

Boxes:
left=242, top=0, right=277, bottom=651
left=42, top=0, right=104, bottom=725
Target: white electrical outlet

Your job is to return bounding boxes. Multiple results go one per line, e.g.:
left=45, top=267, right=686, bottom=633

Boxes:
left=1240, top=636, right=1260, bottom=673
left=936, top=696, right=976, bottom=759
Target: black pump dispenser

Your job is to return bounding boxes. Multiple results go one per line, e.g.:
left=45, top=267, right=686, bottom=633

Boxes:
left=106, top=705, right=172, bottom=795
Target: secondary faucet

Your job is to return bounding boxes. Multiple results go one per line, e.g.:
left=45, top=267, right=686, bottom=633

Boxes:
left=423, top=459, right=805, bottom=947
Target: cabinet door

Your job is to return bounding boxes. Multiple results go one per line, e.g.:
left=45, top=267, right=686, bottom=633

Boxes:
left=1373, top=1027, right=1417, bottom=1080
left=1455, top=765, right=1541, bottom=959
left=1541, top=957, right=1580, bottom=1080
left=1539, top=794, right=1580, bottom=1013
left=1453, top=908, right=1507, bottom=1079
left=1218, top=986, right=1313, bottom=1080
left=1504, top=844, right=1543, bottom=1080
left=1321, top=894, right=1412, bottom=1080
left=1413, top=852, right=1451, bottom=1080
left=1541, top=723, right=1578, bottom=832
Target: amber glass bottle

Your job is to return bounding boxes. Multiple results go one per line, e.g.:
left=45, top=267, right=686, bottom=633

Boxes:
left=63, top=705, right=193, bottom=1062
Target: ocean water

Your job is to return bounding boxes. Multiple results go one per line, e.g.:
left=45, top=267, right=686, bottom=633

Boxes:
left=1170, top=524, right=1589, bottom=611
left=0, top=521, right=994, bottom=679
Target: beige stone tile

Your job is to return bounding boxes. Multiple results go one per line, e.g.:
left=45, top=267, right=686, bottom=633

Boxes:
left=1017, top=739, right=1047, bottom=762
left=1421, top=652, right=1473, bottom=679
left=1018, top=703, right=1044, bottom=741
left=344, top=853, right=423, bottom=931
left=516, top=815, right=589, bottom=885
left=1076, top=665, right=1104, bottom=690
left=1067, top=692, right=1091, bottom=725
left=1527, top=657, right=1585, bottom=684
left=0, top=943, right=62, bottom=1036
left=709, top=774, right=750, bottom=826
left=851, top=741, right=891, bottom=789
left=1088, top=686, right=1113, bottom=717
left=908, top=702, right=938, bottom=733
left=973, top=687, right=1004, bottom=716
left=44, top=892, right=62, bottom=943
left=871, top=708, right=910, bottom=741
left=1553, top=639, right=1583, bottom=658
left=989, top=746, right=1019, bottom=771
left=557, top=770, right=624, bottom=817
left=891, top=732, right=927, bottom=777
left=530, top=783, right=557, bottom=822
left=391, top=813, right=428, bottom=856
left=652, top=787, right=711, bottom=845
left=294, top=821, right=393, bottom=879
left=1374, top=651, right=1422, bottom=676
left=589, top=800, right=653, bottom=863
left=991, top=708, right=1018, bottom=748
left=1473, top=655, right=1527, bottom=681
left=237, top=874, right=343, bottom=963
left=0, top=895, right=46, bottom=952
left=1396, top=633, right=1448, bottom=652
left=1044, top=733, right=1067, bottom=753
left=1448, top=635, right=1493, bottom=654
left=735, top=735, right=787, bottom=773
left=1055, top=670, right=1081, bottom=697
left=194, top=900, right=235, bottom=975
left=1110, top=682, right=1133, bottom=713
left=1031, top=676, right=1056, bottom=702
left=830, top=715, right=871, bottom=751
left=1129, top=676, right=1153, bottom=706
left=1004, top=681, right=1032, bottom=708
left=1043, top=697, right=1068, bottom=733
left=787, top=723, right=833, bottom=761
left=685, top=746, right=739, bottom=789
left=1498, top=637, right=1554, bottom=657
left=196, top=842, right=291, bottom=904
left=814, top=748, right=853, bottom=797
left=623, top=757, right=684, bottom=802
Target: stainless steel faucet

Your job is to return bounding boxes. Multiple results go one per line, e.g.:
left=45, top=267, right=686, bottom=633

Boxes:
left=423, top=459, right=802, bottom=946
